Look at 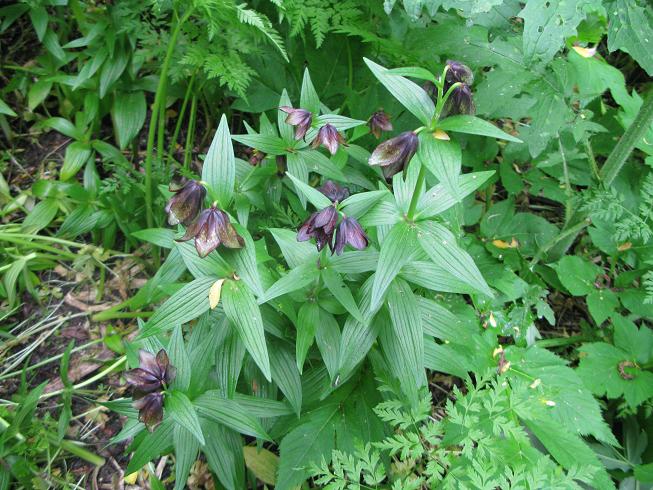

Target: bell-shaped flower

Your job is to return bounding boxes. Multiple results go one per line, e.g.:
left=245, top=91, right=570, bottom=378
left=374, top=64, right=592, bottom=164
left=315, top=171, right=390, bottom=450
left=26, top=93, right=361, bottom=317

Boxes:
left=368, top=131, right=419, bottom=179
left=176, top=205, right=245, bottom=258
left=297, top=205, right=338, bottom=252
left=319, top=180, right=349, bottom=203
left=311, top=124, right=345, bottom=155
left=280, top=106, right=312, bottom=140
left=368, top=110, right=393, bottom=139
left=444, top=83, right=475, bottom=116
left=124, top=349, right=176, bottom=394
left=164, top=180, right=206, bottom=226
left=334, top=217, right=368, bottom=255
left=445, top=60, right=474, bottom=86
left=133, top=391, right=164, bottom=431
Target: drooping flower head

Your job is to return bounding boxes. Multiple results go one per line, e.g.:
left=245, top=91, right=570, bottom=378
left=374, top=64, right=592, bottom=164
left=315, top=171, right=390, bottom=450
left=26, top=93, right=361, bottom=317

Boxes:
left=319, top=180, right=349, bottom=203
left=368, top=110, right=393, bottom=139
left=297, top=205, right=338, bottom=252
left=311, top=124, right=345, bottom=155
left=445, top=60, right=474, bottom=86
left=368, top=131, right=419, bottom=180
left=247, top=148, right=266, bottom=166
left=124, top=349, right=175, bottom=431
left=280, top=106, right=312, bottom=140
left=164, top=180, right=206, bottom=226
left=176, top=205, right=244, bottom=258
left=443, top=60, right=475, bottom=116
left=334, top=217, right=368, bottom=255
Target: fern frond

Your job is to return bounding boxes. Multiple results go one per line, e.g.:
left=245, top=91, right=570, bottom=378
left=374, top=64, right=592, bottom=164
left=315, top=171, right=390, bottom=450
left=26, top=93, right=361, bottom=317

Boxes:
left=236, top=3, right=289, bottom=61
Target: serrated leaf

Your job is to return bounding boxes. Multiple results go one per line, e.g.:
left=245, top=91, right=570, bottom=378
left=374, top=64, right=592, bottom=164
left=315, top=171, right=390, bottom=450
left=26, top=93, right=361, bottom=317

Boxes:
left=607, top=0, right=653, bottom=75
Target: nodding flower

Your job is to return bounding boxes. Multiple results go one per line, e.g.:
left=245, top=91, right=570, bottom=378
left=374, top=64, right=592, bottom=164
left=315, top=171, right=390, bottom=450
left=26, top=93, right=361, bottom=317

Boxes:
left=368, top=110, right=393, bottom=139
left=311, top=124, right=345, bottom=155
left=176, top=205, right=244, bottom=258
left=280, top=106, right=313, bottom=140
left=297, top=205, right=338, bottom=252
left=319, top=180, right=350, bottom=203
left=443, top=60, right=475, bottom=116
left=124, top=349, right=175, bottom=431
left=368, top=131, right=419, bottom=180
left=164, top=180, right=206, bottom=226
left=334, top=217, right=369, bottom=255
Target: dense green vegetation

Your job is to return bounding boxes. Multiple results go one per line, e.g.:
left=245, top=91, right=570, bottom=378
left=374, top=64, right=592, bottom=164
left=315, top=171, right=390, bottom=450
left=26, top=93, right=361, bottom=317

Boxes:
left=1, top=0, right=653, bottom=488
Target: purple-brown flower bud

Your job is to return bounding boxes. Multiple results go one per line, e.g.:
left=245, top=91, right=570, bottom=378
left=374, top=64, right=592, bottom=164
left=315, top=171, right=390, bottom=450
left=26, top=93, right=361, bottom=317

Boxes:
left=311, top=124, right=345, bottom=155
left=297, top=205, right=338, bottom=252
left=368, top=131, right=419, bottom=180
left=133, top=392, right=164, bottom=431
left=445, top=60, right=474, bottom=86
left=280, top=106, right=312, bottom=140
left=124, top=349, right=175, bottom=432
left=164, top=180, right=206, bottom=226
left=368, top=110, right=393, bottom=139
left=319, top=180, right=349, bottom=203
left=176, top=205, right=245, bottom=258
left=334, top=217, right=368, bottom=255
left=248, top=149, right=266, bottom=166
left=444, top=83, right=476, bottom=116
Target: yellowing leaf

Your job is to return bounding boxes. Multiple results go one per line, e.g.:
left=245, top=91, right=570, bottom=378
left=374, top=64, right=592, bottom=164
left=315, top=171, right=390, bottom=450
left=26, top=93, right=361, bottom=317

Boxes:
left=244, top=446, right=278, bottom=485
left=124, top=472, right=138, bottom=485
left=209, top=278, right=226, bottom=309
left=572, top=45, right=597, bottom=58
left=492, top=238, right=519, bottom=249
left=617, top=242, right=632, bottom=251
left=433, top=128, right=450, bottom=140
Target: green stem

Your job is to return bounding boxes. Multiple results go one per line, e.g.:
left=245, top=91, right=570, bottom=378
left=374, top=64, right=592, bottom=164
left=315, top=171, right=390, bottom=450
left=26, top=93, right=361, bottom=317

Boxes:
left=600, top=91, right=653, bottom=186
left=529, top=218, right=590, bottom=267
left=584, top=136, right=600, bottom=183
left=144, top=6, right=194, bottom=229
left=558, top=136, right=573, bottom=225
left=407, top=162, right=427, bottom=220
left=168, top=71, right=197, bottom=162
left=91, top=311, right=153, bottom=321
left=40, top=356, right=126, bottom=400
left=184, top=94, right=199, bottom=170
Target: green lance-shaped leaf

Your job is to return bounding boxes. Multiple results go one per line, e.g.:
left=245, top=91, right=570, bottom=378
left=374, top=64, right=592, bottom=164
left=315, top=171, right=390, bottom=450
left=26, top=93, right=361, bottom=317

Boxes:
left=416, top=220, right=492, bottom=297
left=300, top=67, right=320, bottom=115
left=165, top=390, right=205, bottom=446
left=203, top=114, right=235, bottom=206
left=364, top=58, right=435, bottom=126
left=418, top=132, right=462, bottom=202
left=438, top=115, right=522, bottom=142
left=112, top=91, right=146, bottom=150
left=222, top=280, right=271, bottom=381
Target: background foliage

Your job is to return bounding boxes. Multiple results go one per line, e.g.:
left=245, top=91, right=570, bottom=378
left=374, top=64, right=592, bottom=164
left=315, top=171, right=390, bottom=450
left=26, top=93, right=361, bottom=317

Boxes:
left=1, top=0, right=653, bottom=488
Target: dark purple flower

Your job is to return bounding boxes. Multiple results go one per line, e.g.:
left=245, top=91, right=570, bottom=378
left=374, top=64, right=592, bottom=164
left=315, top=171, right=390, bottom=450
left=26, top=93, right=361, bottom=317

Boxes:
left=133, top=391, right=164, bottom=431
left=368, top=131, right=419, bottom=180
left=280, top=106, right=312, bottom=140
left=444, top=83, right=475, bottom=116
left=368, top=110, right=393, bottom=139
left=311, top=124, right=345, bottom=155
left=248, top=148, right=266, bottom=166
left=445, top=60, right=474, bottom=86
left=176, top=205, right=244, bottom=258
left=334, top=217, right=368, bottom=255
left=297, top=205, right=338, bottom=252
left=320, top=181, right=349, bottom=203
left=124, top=349, right=176, bottom=393
left=443, top=60, right=475, bottom=116
left=164, top=180, right=206, bottom=226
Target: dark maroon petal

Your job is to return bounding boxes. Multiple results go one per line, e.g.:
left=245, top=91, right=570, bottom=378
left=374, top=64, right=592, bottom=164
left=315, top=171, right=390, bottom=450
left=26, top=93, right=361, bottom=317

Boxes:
left=313, top=124, right=343, bottom=155
left=445, top=84, right=475, bottom=116
left=368, top=111, right=393, bottom=139
left=312, top=206, right=338, bottom=232
left=165, top=180, right=206, bottom=226
left=195, top=209, right=221, bottom=257
left=319, top=181, right=349, bottom=203
left=314, top=229, right=333, bottom=251
left=334, top=220, right=347, bottom=255
left=124, top=368, right=162, bottom=392
left=297, top=221, right=314, bottom=242
left=445, top=60, right=474, bottom=86
left=369, top=132, right=418, bottom=178
left=344, top=217, right=368, bottom=250
left=134, top=392, right=164, bottom=431
left=155, top=349, right=169, bottom=376
left=138, top=350, right=159, bottom=375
